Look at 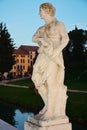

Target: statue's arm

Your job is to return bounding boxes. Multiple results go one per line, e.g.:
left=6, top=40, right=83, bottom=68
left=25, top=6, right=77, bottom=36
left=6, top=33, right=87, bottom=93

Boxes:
left=32, top=30, right=40, bottom=43
left=54, top=23, right=69, bottom=55
left=32, top=27, right=44, bottom=44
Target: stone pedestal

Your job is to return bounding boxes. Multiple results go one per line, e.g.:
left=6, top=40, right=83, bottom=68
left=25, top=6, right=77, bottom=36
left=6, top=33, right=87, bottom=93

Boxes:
left=24, top=116, right=72, bottom=130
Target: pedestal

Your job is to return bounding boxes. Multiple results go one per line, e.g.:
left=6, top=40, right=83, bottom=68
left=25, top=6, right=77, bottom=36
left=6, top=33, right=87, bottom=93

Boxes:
left=24, top=116, right=72, bottom=130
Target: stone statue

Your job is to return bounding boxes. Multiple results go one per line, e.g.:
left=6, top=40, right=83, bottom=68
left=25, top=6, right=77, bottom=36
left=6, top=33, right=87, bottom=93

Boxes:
left=32, top=2, right=69, bottom=120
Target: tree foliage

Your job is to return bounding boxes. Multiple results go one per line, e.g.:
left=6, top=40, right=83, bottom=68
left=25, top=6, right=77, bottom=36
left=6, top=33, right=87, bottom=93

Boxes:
left=0, top=22, right=15, bottom=73
left=64, top=26, right=87, bottom=66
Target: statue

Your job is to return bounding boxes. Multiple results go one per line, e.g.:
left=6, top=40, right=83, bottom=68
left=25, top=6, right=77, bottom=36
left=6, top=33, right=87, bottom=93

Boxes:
left=32, top=2, right=69, bottom=120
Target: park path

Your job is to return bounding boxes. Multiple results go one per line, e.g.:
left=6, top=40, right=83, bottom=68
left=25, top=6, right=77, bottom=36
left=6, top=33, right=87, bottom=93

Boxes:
left=0, top=77, right=29, bottom=88
left=68, top=89, right=87, bottom=94
left=0, top=77, right=87, bottom=93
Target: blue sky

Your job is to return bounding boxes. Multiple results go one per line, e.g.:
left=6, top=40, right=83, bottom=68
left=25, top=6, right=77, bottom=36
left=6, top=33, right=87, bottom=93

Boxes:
left=0, top=0, right=87, bottom=47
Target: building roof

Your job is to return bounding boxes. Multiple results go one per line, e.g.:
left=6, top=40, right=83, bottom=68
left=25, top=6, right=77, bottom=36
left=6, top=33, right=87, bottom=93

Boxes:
left=14, top=45, right=38, bottom=55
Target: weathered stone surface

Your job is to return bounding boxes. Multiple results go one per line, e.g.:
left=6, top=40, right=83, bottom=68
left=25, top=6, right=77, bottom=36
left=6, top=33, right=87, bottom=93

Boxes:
left=24, top=2, right=72, bottom=130
left=24, top=119, right=72, bottom=130
left=28, top=116, right=69, bottom=126
left=31, top=2, right=69, bottom=120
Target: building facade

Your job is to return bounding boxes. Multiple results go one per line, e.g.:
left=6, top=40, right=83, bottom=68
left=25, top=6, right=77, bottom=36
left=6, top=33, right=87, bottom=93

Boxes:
left=10, top=45, right=38, bottom=77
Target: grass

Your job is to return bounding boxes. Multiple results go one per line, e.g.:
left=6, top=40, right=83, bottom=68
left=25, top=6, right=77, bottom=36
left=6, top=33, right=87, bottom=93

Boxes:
left=67, top=92, right=87, bottom=123
left=0, top=62, right=87, bottom=123
left=7, top=78, right=34, bottom=88
left=0, top=83, right=87, bottom=123
left=0, top=85, right=44, bottom=110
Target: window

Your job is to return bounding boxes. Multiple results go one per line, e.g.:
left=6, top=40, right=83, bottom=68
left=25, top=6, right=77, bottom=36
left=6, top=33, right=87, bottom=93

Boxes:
left=23, top=59, right=25, bottom=63
left=23, top=66, right=25, bottom=70
left=20, top=59, right=22, bottom=63
left=17, top=59, right=19, bottom=63
left=14, top=66, right=16, bottom=70
left=28, top=59, right=29, bottom=63
left=21, top=55, right=25, bottom=57
left=20, top=59, right=25, bottom=63
left=20, top=65, right=22, bottom=70
left=30, top=55, right=32, bottom=59
left=17, top=65, right=19, bottom=70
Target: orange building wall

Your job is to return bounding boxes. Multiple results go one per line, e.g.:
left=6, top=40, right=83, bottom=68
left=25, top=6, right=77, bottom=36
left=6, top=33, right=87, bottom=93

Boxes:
left=10, top=51, right=36, bottom=77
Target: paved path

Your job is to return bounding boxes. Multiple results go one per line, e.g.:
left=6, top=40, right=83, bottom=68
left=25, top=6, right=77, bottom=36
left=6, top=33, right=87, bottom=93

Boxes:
left=0, top=78, right=87, bottom=93
left=0, top=119, right=18, bottom=130
left=0, top=82, right=29, bottom=88
left=68, top=89, right=87, bottom=94
left=0, top=77, right=29, bottom=88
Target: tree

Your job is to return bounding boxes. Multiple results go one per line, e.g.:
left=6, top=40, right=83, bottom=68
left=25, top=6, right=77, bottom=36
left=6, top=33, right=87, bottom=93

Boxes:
left=64, top=26, right=87, bottom=64
left=0, top=22, right=15, bottom=74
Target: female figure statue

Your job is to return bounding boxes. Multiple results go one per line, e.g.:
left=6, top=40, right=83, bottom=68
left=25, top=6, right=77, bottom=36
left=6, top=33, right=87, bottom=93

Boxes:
left=32, top=2, right=69, bottom=120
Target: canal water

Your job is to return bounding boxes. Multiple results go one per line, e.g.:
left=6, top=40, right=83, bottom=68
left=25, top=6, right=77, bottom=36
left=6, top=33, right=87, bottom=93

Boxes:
left=0, top=101, right=87, bottom=130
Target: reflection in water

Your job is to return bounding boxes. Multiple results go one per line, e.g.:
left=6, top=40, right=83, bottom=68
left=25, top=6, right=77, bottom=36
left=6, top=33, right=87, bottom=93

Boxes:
left=0, top=101, right=16, bottom=126
left=14, top=110, right=34, bottom=130
left=0, top=101, right=34, bottom=130
left=0, top=101, right=87, bottom=130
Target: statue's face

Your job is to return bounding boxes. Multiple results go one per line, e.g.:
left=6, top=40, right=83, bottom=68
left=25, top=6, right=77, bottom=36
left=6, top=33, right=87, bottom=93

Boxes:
left=39, top=8, right=47, bottom=19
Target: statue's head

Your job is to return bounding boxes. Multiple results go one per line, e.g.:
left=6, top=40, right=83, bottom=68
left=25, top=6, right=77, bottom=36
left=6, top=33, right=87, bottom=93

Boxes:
left=40, top=3, right=55, bottom=16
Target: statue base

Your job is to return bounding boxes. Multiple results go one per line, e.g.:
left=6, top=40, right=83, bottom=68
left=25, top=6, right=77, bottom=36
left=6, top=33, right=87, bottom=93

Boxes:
left=24, top=116, right=72, bottom=130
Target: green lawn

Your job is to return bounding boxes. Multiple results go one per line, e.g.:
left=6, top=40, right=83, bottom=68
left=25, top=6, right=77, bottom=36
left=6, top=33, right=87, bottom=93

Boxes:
left=67, top=92, right=87, bottom=123
left=0, top=85, right=44, bottom=108
left=7, top=63, right=87, bottom=91
left=7, top=78, right=34, bottom=88
left=0, top=84, right=87, bottom=123
left=0, top=63, right=87, bottom=123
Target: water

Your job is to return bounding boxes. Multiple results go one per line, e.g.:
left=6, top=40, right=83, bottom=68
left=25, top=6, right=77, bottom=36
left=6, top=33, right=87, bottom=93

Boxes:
left=0, top=101, right=87, bottom=130
left=14, top=109, right=34, bottom=130
left=0, top=101, right=35, bottom=130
